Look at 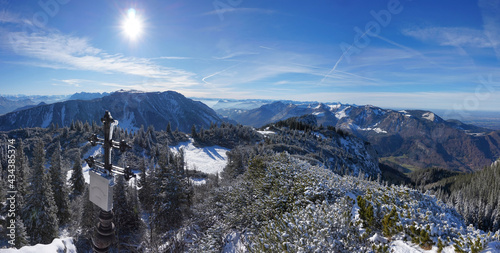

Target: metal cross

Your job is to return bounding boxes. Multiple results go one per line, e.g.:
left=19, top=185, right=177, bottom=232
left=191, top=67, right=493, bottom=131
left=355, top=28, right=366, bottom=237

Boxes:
left=84, top=111, right=136, bottom=253
left=85, top=111, right=135, bottom=180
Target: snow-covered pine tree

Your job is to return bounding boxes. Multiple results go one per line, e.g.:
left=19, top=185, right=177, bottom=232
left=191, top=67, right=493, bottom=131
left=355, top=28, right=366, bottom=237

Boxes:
left=138, top=157, right=153, bottom=211
left=14, top=216, right=29, bottom=248
left=69, top=150, right=85, bottom=199
left=152, top=149, right=191, bottom=233
left=15, top=139, right=29, bottom=214
left=24, top=140, right=59, bottom=244
left=49, top=141, right=71, bottom=225
left=114, top=175, right=141, bottom=247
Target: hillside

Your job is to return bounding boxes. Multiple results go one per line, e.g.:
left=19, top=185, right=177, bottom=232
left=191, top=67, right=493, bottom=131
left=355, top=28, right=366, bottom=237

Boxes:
left=0, top=91, right=223, bottom=133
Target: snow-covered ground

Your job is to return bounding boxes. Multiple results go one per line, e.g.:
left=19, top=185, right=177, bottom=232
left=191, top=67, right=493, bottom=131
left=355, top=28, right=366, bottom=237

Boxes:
left=0, top=238, right=76, bottom=252
left=170, top=139, right=229, bottom=174
left=257, top=130, right=275, bottom=135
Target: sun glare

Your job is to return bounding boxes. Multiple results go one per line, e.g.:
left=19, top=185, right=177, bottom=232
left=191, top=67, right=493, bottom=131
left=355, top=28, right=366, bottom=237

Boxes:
left=122, top=8, right=143, bottom=40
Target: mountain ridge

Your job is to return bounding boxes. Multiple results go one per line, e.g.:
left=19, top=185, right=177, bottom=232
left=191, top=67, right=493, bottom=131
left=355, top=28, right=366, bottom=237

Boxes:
left=0, top=90, right=223, bottom=133
left=218, top=101, right=500, bottom=172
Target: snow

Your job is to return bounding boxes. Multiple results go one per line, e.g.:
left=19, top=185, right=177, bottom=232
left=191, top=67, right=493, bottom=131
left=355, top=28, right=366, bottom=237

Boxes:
left=399, top=110, right=412, bottom=117
left=117, top=110, right=138, bottom=132
left=257, top=130, right=275, bottom=135
left=170, top=139, right=229, bottom=174
left=483, top=241, right=500, bottom=253
left=389, top=240, right=458, bottom=253
left=422, top=112, right=435, bottom=122
left=222, top=231, right=248, bottom=253
left=369, top=233, right=387, bottom=244
left=359, top=127, right=388, bottom=134
left=41, top=105, right=54, bottom=128
left=67, top=145, right=101, bottom=184
left=312, top=131, right=326, bottom=139
left=61, top=105, right=65, bottom=126
left=335, top=107, right=349, bottom=119
left=327, top=104, right=342, bottom=110
left=0, top=237, right=76, bottom=252
left=313, top=111, right=325, bottom=117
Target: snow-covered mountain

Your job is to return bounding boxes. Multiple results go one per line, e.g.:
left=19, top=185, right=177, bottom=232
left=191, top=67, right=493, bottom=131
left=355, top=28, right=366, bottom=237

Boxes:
left=0, top=90, right=223, bottom=133
left=68, top=92, right=110, bottom=101
left=220, top=101, right=500, bottom=172
left=0, top=96, right=36, bottom=115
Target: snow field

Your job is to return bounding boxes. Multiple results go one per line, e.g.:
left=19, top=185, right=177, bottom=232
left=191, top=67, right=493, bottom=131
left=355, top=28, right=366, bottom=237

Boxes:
left=0, top=238, right=76, bottom=252
left=170, top=139, right=229, bottom=175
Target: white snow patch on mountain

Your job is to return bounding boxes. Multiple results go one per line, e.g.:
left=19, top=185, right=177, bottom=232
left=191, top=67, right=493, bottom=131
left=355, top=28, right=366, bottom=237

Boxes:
left=422, top=112, right=435, bottom=122
left=399, top=110, right=412, bottom=117
left=117, top=111, right=138, bottom=132
left=61, top=105, right=65, bottom=125
left=41, top=105, right=54, bottom=128
left=170, top=139, right=229, bottom=174
left=313, top=111, right=325, bottom=117
left=327, top=104, right=342, bottom=110
left=1, top=237, right=76, bottom=252
left=335, top=107, right=349, bottom=119
left=359, top=127, right=388, bottom=134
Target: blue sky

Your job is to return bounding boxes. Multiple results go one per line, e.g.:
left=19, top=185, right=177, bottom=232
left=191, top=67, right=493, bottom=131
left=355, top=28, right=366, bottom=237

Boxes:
left=0, top=0, right=499, bottom=112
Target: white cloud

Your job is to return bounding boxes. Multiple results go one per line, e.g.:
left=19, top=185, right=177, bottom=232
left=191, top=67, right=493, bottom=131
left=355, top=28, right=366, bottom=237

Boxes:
left=0, top=10, right=26, bottom=24
left=403, top=26, right=497, bottom=48
left=4, top=31, right=198, bottom=86
left=51, top=79, right=90, bottom=87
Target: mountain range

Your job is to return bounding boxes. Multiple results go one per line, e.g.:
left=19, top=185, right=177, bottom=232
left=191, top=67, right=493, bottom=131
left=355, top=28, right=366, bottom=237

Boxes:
left=217, top=101, right=500, bottom=172
left=0, top=91, right=222, bottom=133
left=1, top=90, right=499, bottom=172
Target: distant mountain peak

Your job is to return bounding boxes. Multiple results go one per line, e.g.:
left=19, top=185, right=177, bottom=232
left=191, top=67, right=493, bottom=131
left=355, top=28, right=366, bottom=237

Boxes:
left=0, top=90, right=223, bottom=133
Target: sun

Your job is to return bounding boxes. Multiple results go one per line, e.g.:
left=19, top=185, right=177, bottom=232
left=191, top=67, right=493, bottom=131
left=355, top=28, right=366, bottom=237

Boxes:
left=122, top=8, right=143, bottom=40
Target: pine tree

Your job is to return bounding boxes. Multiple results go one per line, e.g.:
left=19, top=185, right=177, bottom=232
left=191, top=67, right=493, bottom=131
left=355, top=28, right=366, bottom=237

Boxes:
left=14, top=216, right=29, bottom=248
left=191, top=124, right=197, bottom=139
left=138, top=157, right=153, bottom=211
left=152, top=150, right=191, bottom=233
left=114, top=175, right=141, bottom=245
left=24, top=140, right=59, bottom=244
left=15, top=139, right=29, bottom=214
left=166, top=122, right=172, bottom=134
left=49, top=141, right=71, bottom=225
left=69, top=150, right=85, bottom=199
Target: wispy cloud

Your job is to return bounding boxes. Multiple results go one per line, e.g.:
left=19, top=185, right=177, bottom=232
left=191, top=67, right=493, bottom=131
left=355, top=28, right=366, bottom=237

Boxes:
left=402, top=26, right=497, bottom=48
left=3, top=31, right=198, bottom=86
left=202, top=7, right=274, bottom=17
left=478, top=0, right=500, bottom=59
left=154, top=56, right=192, bottom=60
left=51, top=79, right=91, bottom=87
left=213, top=51, right=259, bottom=60
left=0, top=10, right=27, bottom=24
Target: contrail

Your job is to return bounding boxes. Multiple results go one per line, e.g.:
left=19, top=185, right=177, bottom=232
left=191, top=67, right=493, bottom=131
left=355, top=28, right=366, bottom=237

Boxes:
left=320, top=29, right=371, bottom=85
